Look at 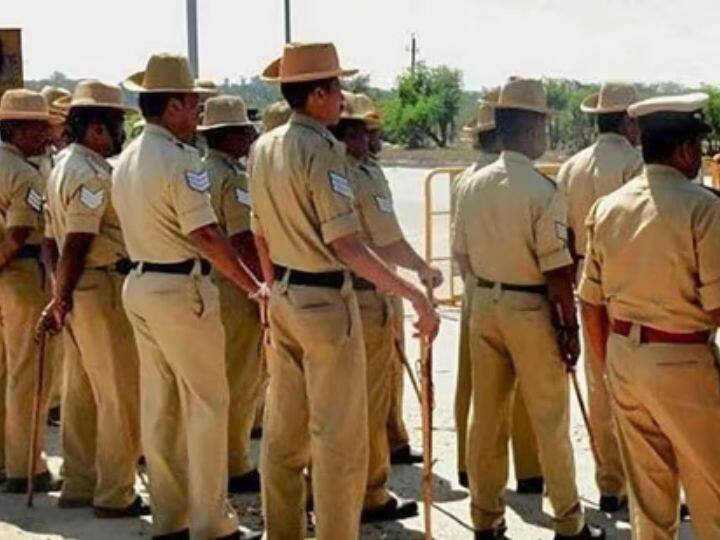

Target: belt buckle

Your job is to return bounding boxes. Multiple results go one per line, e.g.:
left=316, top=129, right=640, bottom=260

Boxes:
left=492, top=281, right=502, bottom=302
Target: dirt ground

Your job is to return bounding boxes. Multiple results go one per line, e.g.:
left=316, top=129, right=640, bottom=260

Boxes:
left=0, top=167, right=697, bottom=539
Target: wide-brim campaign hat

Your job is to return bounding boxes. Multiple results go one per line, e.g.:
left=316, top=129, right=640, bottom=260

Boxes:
left=581, top=83, right=637, bottom=114
left=628, top=92, right=712, bottom=134
left=41, top=85, right=72, bottom=122
left=262, top=100, right=292, bottom=131
left=0, top=89, right=63, bottom=124
left=262, top=42, right=358, bottom=83
left=56, top=79, right=137, bottom=113
left=197, top=95, right=254, bottom=131
left=340, top=91, right=381, bottom=127
left=123, top=53, right=217, bottom=93
left=463, top=89, right=500, bottom=134
left=489, top=78, right=549, bottom=115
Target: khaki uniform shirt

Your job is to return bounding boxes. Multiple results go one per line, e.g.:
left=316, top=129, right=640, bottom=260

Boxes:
left=579, top=164, right=720, bottom=332
left=452, top=151, right=499, bottom=200
left=0, top=142, right=44, bottom=245
left=204, top=149, right=251, bottom=237
left=248, top=112, right=359, bottom=272
left=453, top=150, right=573, bottom=285
left=557, top=133, right=643, bottom=256
left=346, top=155, right=403, bottom=248
left=45, top=143, right=127, bottom=268
left=111, top=123, right=218, bottom=263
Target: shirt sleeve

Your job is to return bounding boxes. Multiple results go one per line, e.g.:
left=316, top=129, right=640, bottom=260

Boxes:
left=695, top=198, right=720, bottom=311
left=577, top=201, right=605, bottom=305
left=170, top=152, right=218, bottom=235
left=535, top=186, right=573, bottom=272
left=6, top=169, right=42, bottom=230
left=223, top=172, right=251, bottom=237
left=452, top=189, right=468, bottom=255
left=306, top=146, right=359, bottom=244
left=64, top=173, right=107, bottom=234
left=351, top=173, right=403, bottom=247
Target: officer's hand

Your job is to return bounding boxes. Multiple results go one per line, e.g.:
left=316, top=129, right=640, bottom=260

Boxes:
left=418, top=265, right=444, bottom=290
left=412, top=296, right=440, bottom=342
left=557, top=327, right=580, bottom=369
left=36, top=297, right=71, bottom=339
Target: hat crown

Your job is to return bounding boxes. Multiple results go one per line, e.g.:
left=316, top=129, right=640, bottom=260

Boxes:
left=71, top=79, right=124, bottom=107
left=202, top=95, right=250, bottom=127
left=40, top=86, right=71, bottom=106
left=262, top=100, right=292, bottom=131
left=280, top=43, right=341, bottom=80
left=496, top=78, right=548, bottom=113
left=0, top=89, right=50, bottom=117
left=142, top=53, right=195, bottom=91
left=597, top=83, right=637, bottom=110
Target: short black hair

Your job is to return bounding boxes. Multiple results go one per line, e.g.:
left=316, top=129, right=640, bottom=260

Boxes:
left=138, top=92, right=187, bottom=119
left=280, top=78, right=336, bottom=110
left=495, top=108, right=545, bottom=144
left=329, top=118, right=365, bottom=141
left=596, top=112, right=627, bottom=134
left=476, top=129, right=499, bottom=152
left=0, top=120, right=21, bottom=142
left=641, top=128, right=699, bottom=163
left=67, top=107, right=124, bottom=144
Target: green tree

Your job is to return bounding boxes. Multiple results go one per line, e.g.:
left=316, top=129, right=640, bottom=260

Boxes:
left=383, top=63, right=463, bottom=148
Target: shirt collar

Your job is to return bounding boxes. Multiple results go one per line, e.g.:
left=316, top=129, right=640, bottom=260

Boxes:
left=290, top=112, right=337, bottom=141
left=501, top=150, right=534, bottom=167
left=144, top=122, right=183, bottom=145
left=644, top=164, right=689, bottom=182
left=0, top=141, right=25, bottom=159
left=70, top=143, right=112, bottom=173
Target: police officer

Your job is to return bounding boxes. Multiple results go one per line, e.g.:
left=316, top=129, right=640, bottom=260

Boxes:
left=113, top=54, right=263, bottom=540
left=0, top=89, right=60, bottom=493
left=557, top=82, right=643, bottom=513
left=453, top=78, right=604, bottom=540
left=453, top=91, right=543, bottom=492
left=249, top=42, right=439, bottom=540
left=199, top=95, right=263, bottom=494
left=39, top=80, right=146, bottom=516
left=580, top=93, right=720, bottom=540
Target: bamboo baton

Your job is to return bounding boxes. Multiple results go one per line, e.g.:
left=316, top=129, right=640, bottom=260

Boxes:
left=419, top=285, right=435, bottom=540
left=27, top=328, right=47, bottom=507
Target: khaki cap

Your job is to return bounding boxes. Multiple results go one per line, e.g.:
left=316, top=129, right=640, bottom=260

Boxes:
left=197, top=95, right=253, bottom=131
left=262, top=42, right=358, bottom=83
left=0, top=88, right=62, bottom=124
left=195, top=79, right=219, bottom=94
left=490, top=78, right=549, bottom=115
left=262, top=100, right=292, bottom=131
left=41, top=85, right=72, bottom=122
left=628, top=92, right=711, bottom=134
left=463, top=89, right=500, bottom=134
left=340, top=91, right=380, bottom=127
left=56, top=79, right=137, bottom=113
left=581, top=83, right=637, bottom=114
left=123, top=53, right=216, bottom=93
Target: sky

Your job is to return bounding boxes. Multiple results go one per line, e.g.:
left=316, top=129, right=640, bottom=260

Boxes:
left=5, top=0, right=720, bottom=90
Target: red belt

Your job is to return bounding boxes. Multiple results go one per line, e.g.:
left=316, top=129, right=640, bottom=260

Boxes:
left=612, top=319, right=710, bottom=344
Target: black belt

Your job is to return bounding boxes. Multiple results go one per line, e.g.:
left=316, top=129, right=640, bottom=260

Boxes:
left=134, top=259, right=212, bottom=276
left=16, top=244, right=40, bottom=259
left=352, top=275, right=376, bottom=291
left=273, top=264, right=345, bottom=289
left=89, top=258, right=135, bottom=276
left=476, top=277, right=547, bottom=295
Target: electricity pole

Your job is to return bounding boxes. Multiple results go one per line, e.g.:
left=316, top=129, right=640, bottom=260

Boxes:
left=284, top=0, right=292, bottom=43
left=186, top=0, right=199, bottom=77
left=409, top=33, right=418, bottom=75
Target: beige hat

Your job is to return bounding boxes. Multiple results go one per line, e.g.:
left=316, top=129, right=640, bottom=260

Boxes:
left=628, top=93, right=711, bottom=134
left=40, top=85, right=72, bottom=122
left=262, top=42, right=357, bottom=83
left=195, top=79, right=219, bottom=94
left=463, top=89, right=500, bottom=134
left=490, top=78, right=549, bottom=115
left=198, top=95, right=254, bottom=131
left=581, top=83, right=637, bottom=114
left=123, top=53, right=216, bottom=93
left=0, top=88, right=62, bottom=124
left=340, top=91, right=379, bottom=125
left=262, top=100, right=292, bottom=131
left=56, top=79, right=137, bottom=113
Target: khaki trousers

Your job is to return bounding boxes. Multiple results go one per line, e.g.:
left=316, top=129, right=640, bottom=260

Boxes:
left=217, top=276, right=263, bottom=478
left=123, top=270, right=238, bottom=538
left=455, top=279, right=541, bottom=479
left=357, top=290, right=393, bottom=509
left=467, top=287, right=584, bottom=536
left=0, top=258, right=50, bottom=479
left=607, top=330, right=720, bottom=540
left=60, top=270, right=140, bottom=507
left=0, top=324, right=5, bottom=475
left=261, top=279, right=368, bottom=540
left=387, top=296, right=409, bottom=452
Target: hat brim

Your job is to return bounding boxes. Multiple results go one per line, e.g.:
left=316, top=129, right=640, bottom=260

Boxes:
left=462, top=120, right=496, bottom=135
left=197, top=121, right=255, bottom=132
left=580, top=93, right=633, bottom=114
left=122, top=71, right=217, bottom=94
left=490, top=102, right=550, bottom=115
left=0, top=112, right=63, bottom=125
left=261, top=57, right=358, bottom=83
left=56, top=95, right=138, bottom=114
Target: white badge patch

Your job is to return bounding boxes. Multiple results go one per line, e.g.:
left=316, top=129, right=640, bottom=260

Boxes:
left=185, top=170, right=211, bottom=193
left=329, top=171, right=353, bottom=199
left=235, top=188, right=251, bottom=207
left=26, top=188, right=43, bottom=213
left=375, top=196, right=393, bottom=214
left=79, top=187, right=105, bottom=210
left=555, top=221, right=569, bottom=242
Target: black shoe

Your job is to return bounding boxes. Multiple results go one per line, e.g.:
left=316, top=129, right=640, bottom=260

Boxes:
left=250, top=427, right=262, bottom=439
left=215, top=531, right=263, bottom=540
left=228, top=469, right=261, bottom=494
left=516, top=476, right=544, bottom=494
left=599, top=495, right=627, bottom=513
left=4, top=471, right=63, bottom=493
left=47, top=405, right=61, bottom=427
left=458, top=471, right=469, bottom=488
left=680, top=503, right=691, bottom=521
left=554, top=524, right=606, bottom=540
left=474, top=520, right=507, bottom=539
left=58, top=496, right=93, bottom=508
left=361, top=497, right=419, bottom=523
left=153, top=530, right=190, bottom=540
left=93, top=496, right=151, bottom=518
left=390, top=445, right=423, bottom=465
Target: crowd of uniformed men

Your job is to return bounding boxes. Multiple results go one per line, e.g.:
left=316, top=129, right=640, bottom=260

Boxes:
left=0, top=40, right=718, bottom=540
